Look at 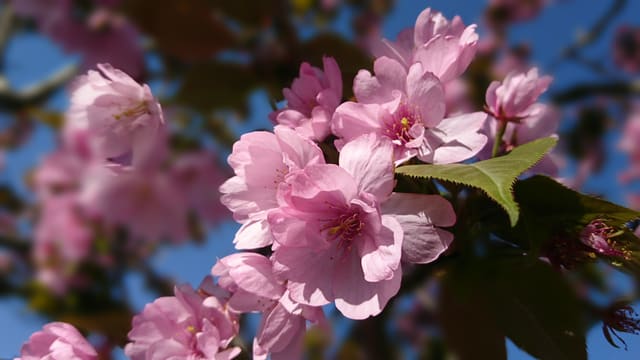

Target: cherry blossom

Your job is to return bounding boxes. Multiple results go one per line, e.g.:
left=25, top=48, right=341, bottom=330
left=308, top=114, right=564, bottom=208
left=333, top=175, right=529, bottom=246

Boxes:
left=33, top=197, right=94, bottom=295
left=170, top=152, right=230, bottom=226
left=270, top=134, right=456, bottom=319
left=66, top=63, right=165, bottom=170
left=16, top=322, right=98, bottom=360
left=125, top=278, right=240, bottom=360
left=480, top=105, right=562, bottom=175
left=219, top=125, right=325, bottom=249
left=79, top=166, right=188, bottom=245
left=270, top=56, right=342, bottom=141
left=212, top=253, right=325, bottom=360
left=12, top=1, right=144, bottom=77
left=372, top=7, right=478, bottom=82
left=333, top=59, right=487, bottom=164
left=485, top=67, right=553, bottom=123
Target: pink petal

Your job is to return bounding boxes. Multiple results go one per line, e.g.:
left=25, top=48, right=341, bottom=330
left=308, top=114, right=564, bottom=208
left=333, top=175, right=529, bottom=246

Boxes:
left=333, top=251, right=402, bottom=320
left=406, top=63, right=445, bottom=128
left=339, top=134, right=395, bottom=200
left=359, top=215, right=403, bottom=282
left=382, top=193, right=455, bottom=264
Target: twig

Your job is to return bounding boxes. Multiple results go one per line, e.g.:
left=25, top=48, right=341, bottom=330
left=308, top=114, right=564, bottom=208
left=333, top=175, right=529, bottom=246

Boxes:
left=551, top=80, right=640, bottom=103
left=549, top=0, right=627, bottom=70
left=0, top=3, right=15, bottom=66
left=0, top=64, right=77, bottom=109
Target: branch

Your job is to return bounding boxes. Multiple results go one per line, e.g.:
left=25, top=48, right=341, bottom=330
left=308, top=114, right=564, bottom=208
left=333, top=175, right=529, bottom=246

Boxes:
left=0, top=3, right=15, bottom=65
left=549, top=0, right=626, bottom=69
left=0, top=64, right=77, bottom=109
left=551, top=80, right=640, bottom=103
left=0, top=234, right=30, bottom=255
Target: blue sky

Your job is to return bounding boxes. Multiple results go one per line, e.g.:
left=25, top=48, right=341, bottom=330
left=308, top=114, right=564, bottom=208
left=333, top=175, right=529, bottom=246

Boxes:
left=1, top=0, right=640, bottom=358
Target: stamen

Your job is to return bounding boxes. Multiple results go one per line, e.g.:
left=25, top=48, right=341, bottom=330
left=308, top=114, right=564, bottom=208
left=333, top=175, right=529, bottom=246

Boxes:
left=113, top=101, right=150, bottom=120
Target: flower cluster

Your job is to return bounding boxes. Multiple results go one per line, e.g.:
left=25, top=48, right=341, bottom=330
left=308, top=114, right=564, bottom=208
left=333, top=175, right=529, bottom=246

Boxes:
left=31, top=64, right=228, bottom=294
left=12, top=0, right=145, bottom=78
left=212, top=7, right=555, bottom=358
left=16, top=5, right=566, bottom=359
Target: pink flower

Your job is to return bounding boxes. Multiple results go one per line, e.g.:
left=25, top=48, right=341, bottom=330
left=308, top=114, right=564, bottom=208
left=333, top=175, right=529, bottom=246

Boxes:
left=212, top=253, right=325, bottom=360
left=333, top=59, right=487, bottom=164
left=381, top=192, right=456, bottom=264
left=372, top=8, right=478, bottom=82
left=485, top=68, right=553, bottom=123
left=17, top=322, right=98, bottom=360
left=219, top=125, right=325, bottom=249
left=269, top=56, right=342, bottom=141
left=79, top=167, right=188, bottom=244
left=66, top=63, right=165, bottom=170
left=269, top=135, right=402, bottom=319
left=580, top=220, right=629, bottom=259
left=34, top=198, right=92, bottom=264
left=619, top=104, right=640, bottom=183
left=125, top=277, right=240, bottom=360
left=32, top=197, right=95, bottom=295
left=480, top=105, right=562, bottom=175
left=12, top=1, right=144, bottom=77
left=171, top=152, right=230, bottom=226
left=33, top=150, right=86, bottom=201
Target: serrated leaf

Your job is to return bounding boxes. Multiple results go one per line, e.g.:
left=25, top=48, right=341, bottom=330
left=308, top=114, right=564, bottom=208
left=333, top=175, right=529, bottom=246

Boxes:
left=396, top=137, right=557, bottom=226
left=515, top=175, right=640, bottom=229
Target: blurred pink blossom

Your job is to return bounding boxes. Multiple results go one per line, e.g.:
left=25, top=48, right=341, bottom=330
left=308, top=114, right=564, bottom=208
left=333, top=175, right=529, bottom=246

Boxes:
left=270, top=56, right=342, bottom=141
left=12, top=1, right=144, bottom=77
left=79, top=167, right=188, bottom=245
left=16, top=322, right=98, bottom=360
left=619, top=104, right=640, bottom=183
left=480, top=105, right=562, bottom=175
left=171, top=152, right=230, bottom=226
left=33, top=198, right=95, bottom=295
left=487, top=0, right=546, bottom=24
left=66, top=63, right=166, bottom=170
left=613, top=26, right=640, bottom=73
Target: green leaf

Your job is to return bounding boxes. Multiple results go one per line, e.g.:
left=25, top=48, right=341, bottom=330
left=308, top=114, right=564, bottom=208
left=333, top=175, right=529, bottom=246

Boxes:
left=516, top=175, right=640, bottom=229
left=445, top=258, right=586, bottom=360
left=440, top=278, right=507, bottom=360
left=396, top=137, right=557, bottom=226
left=514, top=175, right=640, bottom=273
left=491, top=260, right=586, bottom=360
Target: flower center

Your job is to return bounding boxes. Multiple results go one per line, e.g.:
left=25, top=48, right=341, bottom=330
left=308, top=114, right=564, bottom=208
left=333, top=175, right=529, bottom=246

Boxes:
left=113, top=101, right=150, bottom=121
left=384, top=105, right=421, bottom=144
left=322, top=209, right=365, bottom=253
left=271, top=166, right=289, bottom=189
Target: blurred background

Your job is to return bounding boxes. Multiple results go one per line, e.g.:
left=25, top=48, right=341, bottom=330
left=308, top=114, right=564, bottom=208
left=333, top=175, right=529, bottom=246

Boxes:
left=1, top=0, right=640, bottom=358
